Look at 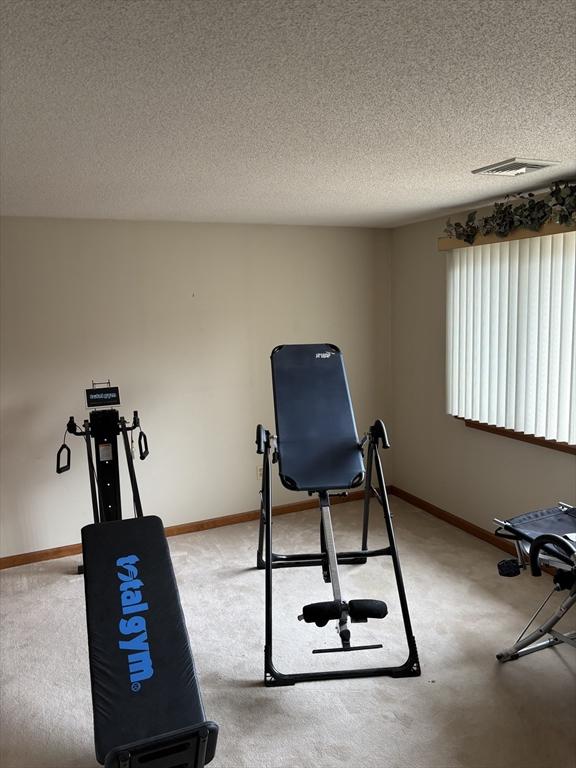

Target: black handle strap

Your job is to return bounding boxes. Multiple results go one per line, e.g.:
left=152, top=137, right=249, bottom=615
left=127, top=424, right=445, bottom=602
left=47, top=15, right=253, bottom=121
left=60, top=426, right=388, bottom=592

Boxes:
left=56, top=443, right=71, bottom=474
left=138, top=430, right=149, bottom=460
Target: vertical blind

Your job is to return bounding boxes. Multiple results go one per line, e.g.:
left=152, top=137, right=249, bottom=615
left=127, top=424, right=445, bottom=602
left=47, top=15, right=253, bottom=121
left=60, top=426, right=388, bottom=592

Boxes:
left=447, top=231, right=576, bottom=445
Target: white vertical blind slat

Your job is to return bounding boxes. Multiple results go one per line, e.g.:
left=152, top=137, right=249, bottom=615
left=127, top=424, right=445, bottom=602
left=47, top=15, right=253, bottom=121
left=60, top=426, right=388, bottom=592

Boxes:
left=465, top=253, right=474, bottom=417
left=496, top=245, right=509, bottom=426
left=472, top=248, right=482, bottom=421
left=487, top=246, right=499, bottom=424
left=546, top=235, right=563, bottom=439
left=524, top=237, right=541, bottom=435
left=506, top=241, right=519, bottom=431
left=535, top=236, right=552, bottom=437
left=479, top=245, right=490, bottom=422
left=557, top=232, right=576, bottom=443
left=458, top=250, right=467, bottom=416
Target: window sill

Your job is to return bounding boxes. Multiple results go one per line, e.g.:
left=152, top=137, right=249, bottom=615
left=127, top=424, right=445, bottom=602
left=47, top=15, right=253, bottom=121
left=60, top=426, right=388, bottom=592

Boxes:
left=457, top=418, right=576, bottom=455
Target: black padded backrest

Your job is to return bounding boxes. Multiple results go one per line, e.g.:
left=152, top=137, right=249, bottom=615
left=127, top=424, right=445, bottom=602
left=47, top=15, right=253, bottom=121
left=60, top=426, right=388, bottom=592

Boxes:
left=82, top=516, right=216, bottom=765
left=271, top=343, right=364, bottom=491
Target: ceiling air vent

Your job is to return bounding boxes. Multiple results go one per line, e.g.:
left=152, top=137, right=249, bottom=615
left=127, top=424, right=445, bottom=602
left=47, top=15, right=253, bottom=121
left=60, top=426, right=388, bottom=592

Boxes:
left=472, top=158, right=559, bottom=177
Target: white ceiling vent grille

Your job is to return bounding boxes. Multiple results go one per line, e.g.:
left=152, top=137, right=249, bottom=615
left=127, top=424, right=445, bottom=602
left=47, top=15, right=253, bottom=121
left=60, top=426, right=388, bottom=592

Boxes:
left=472, top=158, right=560, bottom=177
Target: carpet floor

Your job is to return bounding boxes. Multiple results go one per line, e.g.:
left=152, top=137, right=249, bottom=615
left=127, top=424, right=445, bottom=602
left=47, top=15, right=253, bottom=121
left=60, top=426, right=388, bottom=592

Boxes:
left=1, top=498, right=574, bottom=768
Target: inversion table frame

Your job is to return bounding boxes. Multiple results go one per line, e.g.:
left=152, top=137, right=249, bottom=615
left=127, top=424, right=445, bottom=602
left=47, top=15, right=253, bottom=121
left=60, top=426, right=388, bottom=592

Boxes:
left=494, top=503, right=576, bottom=663
left=255, top=343, right=420, bottom=686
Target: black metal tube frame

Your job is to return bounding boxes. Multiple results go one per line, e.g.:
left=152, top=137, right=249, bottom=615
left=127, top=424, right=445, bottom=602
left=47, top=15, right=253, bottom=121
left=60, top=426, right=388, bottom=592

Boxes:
left=120, top=417, right=144, bottom=518
left=257, top=441, right=388, bottom=569
left=82, top=420, right=101, bottom=524
left=259, top=421, right=421, bottom=686
left=63, top=411, right=145, bottom=523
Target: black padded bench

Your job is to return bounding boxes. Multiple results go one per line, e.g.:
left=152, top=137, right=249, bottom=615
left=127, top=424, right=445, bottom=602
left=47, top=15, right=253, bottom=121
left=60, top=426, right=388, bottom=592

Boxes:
left=82, top=515, right=218, bottom=768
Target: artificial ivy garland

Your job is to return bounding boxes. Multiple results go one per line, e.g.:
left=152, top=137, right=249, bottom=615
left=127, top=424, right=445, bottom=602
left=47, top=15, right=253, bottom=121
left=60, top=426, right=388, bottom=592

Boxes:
left=444, top=180, right=576, bottom=245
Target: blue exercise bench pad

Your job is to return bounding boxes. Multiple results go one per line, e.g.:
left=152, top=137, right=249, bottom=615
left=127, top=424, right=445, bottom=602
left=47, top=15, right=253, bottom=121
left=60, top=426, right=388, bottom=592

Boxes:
left=271, top=343, right=364, bottom=492
left=82, top=515, right=217, bottom=765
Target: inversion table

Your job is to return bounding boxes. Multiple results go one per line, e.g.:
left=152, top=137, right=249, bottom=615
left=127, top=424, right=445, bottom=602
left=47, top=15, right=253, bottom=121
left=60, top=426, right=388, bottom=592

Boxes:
left=255, top=343, right=420, bottom=686
left=494, top=503, right=576, bottom=662
left=57, top=384, right=218, bottom=768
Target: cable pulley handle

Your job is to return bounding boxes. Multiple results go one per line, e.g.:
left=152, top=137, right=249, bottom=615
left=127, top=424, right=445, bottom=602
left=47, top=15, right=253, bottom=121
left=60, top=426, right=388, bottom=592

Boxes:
left=529, top=534, right=576, bottom=576
left=138, top=430, right=149, bottom=460
left=56, top=443, right=71, bottom=474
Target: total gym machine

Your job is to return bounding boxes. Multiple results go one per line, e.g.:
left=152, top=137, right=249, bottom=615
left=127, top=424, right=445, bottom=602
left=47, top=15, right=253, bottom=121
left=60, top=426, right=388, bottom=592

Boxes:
left=57, top=382, right=218, bottom=768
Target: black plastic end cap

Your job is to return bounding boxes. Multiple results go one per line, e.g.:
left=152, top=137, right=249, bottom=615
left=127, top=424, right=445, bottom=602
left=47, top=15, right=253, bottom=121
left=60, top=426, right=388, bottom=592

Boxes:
left=256, top=424, right=266, bottom=454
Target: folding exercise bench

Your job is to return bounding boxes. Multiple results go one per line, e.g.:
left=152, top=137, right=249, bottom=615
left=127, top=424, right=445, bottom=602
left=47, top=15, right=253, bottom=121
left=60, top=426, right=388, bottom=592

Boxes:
left=256, top=343, right=420, bottom=686
left=495, top=503, right=576, bottom=662
left=57, top=384, right=218, bottom=768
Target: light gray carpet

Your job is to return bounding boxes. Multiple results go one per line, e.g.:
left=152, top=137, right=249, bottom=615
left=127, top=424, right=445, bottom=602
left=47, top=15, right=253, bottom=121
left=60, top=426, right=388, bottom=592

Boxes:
left=1, top=498, right=575, bottom=768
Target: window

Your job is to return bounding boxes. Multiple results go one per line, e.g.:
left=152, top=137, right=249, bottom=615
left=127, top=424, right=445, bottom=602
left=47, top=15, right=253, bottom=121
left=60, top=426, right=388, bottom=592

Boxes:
left=446, top=231, right=576, bottom=446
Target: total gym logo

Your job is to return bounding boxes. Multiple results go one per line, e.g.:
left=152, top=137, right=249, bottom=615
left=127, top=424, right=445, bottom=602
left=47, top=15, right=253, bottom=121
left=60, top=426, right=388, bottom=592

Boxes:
left=116, top=555, right=154, bottom=692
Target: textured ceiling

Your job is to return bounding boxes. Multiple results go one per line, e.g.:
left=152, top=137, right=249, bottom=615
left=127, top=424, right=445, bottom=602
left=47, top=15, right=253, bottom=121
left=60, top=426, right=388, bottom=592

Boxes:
left=1, top=0, right=575, bottom=227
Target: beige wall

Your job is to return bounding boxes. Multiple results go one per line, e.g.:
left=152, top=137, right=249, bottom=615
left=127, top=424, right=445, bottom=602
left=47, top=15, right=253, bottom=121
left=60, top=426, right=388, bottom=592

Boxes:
left=0, top=218, right=384, bottom=557
left=381, top=221, right=576, bottom=530
left=2, top=214, right=573, bottom=558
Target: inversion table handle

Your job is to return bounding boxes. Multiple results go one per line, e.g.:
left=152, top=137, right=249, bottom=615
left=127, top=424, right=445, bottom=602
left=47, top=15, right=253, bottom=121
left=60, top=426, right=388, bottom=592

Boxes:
left=255, top=424, right=267, bottom=454
left=370, top=419, right=390, bottom=449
